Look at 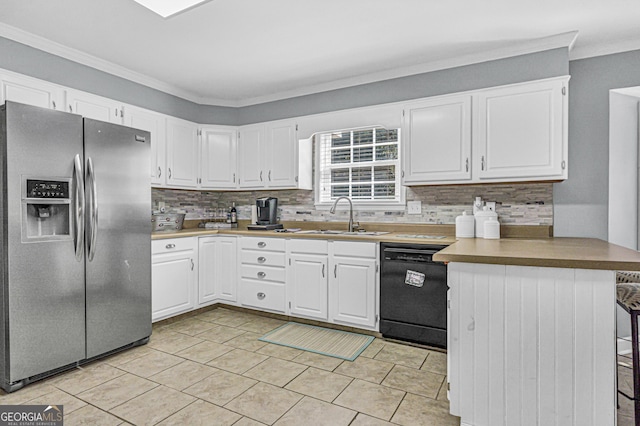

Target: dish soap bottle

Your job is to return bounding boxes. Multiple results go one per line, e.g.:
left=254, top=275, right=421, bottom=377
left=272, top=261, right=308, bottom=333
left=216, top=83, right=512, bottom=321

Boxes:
left=230, top=202, right=237, bottom=224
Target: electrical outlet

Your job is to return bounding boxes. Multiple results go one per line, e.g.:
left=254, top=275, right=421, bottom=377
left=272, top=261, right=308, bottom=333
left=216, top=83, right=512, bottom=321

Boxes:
left=158, top=201, right=165, bottom=213
left=486, top=201, right=496, bottom=212
left=407, top=200, right=422, bottom=215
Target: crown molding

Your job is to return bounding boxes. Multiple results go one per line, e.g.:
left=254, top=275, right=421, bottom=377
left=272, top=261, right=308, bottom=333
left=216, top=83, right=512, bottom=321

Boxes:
left=232, top=31, right=580, bottom=107
left=569, top=37, right=640, bottom=61
left=0, top=23, right=232, bottom=105
left=1, top=24, right=581, bottom=107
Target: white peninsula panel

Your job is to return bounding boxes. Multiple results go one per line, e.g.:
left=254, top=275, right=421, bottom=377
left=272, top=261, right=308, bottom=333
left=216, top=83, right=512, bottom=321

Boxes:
left=448, top=262, right=615, bottom=426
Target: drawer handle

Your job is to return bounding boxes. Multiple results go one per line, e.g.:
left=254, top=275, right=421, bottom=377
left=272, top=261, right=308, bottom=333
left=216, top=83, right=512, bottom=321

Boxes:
left=166, top=243, right=176, bottom=249
left=257, top=242, right=266, bottom=248
left=257, top=292, right=266, bottom=300
left=257, top=271, right=266, bottom=279
left=257, top=256, right=266, bottom=263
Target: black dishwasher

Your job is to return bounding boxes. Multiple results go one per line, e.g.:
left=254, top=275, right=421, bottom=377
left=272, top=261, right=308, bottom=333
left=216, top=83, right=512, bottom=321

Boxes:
left=380, top=243, right=448, bottom=348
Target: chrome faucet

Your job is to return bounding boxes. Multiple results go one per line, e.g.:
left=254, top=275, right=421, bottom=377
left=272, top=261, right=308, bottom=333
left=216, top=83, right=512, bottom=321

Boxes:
left=330, top=197, right=355, bottom=232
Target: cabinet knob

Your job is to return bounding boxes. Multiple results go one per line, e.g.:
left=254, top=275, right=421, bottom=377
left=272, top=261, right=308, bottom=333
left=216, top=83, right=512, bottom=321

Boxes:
left=257, top=256, right=266, bottom=263
left=257, top=242, right=266, bottom=248
left=165, top=243, right=176, bottom=249
left=257, top=271, right=266, bottom=279
left=257, top=292, right=266, bottom=300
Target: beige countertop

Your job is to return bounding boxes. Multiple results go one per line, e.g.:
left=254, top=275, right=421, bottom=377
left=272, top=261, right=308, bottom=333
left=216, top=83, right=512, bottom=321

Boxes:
left=433, top=237, right=640, bottom=271
left=151, top=227, right=458, bottom=245
left=152, top=223, right=640, bottom=271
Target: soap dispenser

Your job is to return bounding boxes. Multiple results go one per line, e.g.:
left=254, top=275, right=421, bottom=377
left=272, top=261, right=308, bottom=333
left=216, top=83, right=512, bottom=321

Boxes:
left=473, top=197, right=484, bottom=215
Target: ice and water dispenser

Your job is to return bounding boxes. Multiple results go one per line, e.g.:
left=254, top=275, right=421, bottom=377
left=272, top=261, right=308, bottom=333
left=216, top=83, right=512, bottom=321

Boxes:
left=22, top=178, right=72, bottom=241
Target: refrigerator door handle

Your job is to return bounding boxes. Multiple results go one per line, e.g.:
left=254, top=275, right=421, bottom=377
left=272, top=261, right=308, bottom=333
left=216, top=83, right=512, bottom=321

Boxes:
left=73, top=154, right=85, bottom=261
left=86, top=157, right=99, bottom=262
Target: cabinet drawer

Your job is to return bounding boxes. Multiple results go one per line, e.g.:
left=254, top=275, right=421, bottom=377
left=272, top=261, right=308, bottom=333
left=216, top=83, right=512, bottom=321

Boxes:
left=238, top=279, right=286, bottom=312
left=241, top=249, right=286, bottom=266
left=152, top=237, right=196, bottom=254
left=288, top=238, right=328, bottom=254
left=331, top=241, right=376, bottom=258
left=240, top=237, right=286, bottom=252
left=241, top=264, right=286, bottom=283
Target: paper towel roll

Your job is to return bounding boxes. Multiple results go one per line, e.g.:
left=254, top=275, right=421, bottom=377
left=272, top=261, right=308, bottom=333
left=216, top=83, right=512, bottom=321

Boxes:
left=251, top=205, right=258, bottom=225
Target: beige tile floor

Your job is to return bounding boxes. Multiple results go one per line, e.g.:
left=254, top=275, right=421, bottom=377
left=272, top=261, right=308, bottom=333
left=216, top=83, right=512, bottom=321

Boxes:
left=1, top=307, right=457, bottom=425
left=2, top=307, right=632, bottom=425
left=619, top=353, right=639, bottom=426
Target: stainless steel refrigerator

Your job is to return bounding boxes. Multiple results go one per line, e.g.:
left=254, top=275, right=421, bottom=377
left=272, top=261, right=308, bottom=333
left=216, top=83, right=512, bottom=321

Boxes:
left=0, top=101, right=151, bottom=392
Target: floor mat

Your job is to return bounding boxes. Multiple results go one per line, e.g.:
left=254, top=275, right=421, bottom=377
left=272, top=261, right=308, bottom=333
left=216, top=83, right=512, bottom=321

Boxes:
left=259, top=322, right=374, bottom=361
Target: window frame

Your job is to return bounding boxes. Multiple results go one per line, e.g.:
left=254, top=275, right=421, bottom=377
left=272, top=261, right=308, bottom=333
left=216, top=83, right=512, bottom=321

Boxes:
left=314, top=126, right=405, bottom=211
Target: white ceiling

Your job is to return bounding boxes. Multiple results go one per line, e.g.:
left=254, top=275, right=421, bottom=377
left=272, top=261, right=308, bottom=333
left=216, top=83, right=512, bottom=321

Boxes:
left=1, top=0, right=640, bottom=107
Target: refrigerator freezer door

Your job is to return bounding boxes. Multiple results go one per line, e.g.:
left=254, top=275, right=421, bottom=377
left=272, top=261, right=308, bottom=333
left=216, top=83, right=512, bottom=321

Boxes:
left=83, top=119, right=151, bottom=358
left=1, top=102, right=85, bottom=383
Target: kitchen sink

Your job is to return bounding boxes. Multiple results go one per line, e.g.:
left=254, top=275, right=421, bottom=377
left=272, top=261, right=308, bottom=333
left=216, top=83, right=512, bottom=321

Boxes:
left=295, top=230, right=389, bottom=236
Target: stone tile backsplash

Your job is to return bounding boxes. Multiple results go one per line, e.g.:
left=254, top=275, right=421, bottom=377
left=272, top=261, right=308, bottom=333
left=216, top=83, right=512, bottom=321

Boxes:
left=152, top=182, right=553, bottom=226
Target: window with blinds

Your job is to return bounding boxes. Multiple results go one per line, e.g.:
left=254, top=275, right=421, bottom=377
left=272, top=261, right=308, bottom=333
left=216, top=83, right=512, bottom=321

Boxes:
left=317, top=127, right=402, bottom=206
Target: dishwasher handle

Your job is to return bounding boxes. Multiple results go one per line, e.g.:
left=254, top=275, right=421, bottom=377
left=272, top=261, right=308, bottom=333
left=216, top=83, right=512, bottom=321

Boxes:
left=383, top=247, right=444, bottom=263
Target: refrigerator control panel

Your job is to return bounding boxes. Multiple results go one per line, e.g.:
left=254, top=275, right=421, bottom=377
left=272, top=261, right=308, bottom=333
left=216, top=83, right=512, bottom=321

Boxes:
left=26, top=179, right=70, bottom=199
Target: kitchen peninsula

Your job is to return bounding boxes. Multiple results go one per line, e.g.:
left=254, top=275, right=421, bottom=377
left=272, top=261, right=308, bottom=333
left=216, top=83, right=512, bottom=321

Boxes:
left=434, top=238, right=640, bottom=426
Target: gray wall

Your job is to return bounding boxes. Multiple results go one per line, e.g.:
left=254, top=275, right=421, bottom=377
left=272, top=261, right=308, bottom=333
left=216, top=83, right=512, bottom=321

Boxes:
left=237, top=48, right=569, bottom=124
left=553, top=49, right=640, bottom=238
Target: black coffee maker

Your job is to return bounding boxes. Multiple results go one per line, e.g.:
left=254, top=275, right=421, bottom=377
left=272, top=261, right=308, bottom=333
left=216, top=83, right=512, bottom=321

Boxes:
left=249, top=197, right=283, bottom=230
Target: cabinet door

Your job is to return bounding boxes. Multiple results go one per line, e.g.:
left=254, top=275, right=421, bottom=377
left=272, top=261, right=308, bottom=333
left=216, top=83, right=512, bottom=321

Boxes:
left=266, top=121, right=298, bottom=188
left=67, top=89, right=123, bottom=123
left=152, top=250, right=196, bottom=321
left=238, top=125, right=265, bottom=189
left=200, top=127, right=238, bottom=189
left=0, top=72, right=64, bottom=110
left=125, top=106, right=167, bottom=186
left=199, top=236, right=237, bottom=304
left=288, top=253, right=328, bottom=320
left=475, top=79, right=567, bottom=180
left=166, top=117, right=199, bottom=188
left=329, top=256, right=377, bottom=329
left=402, top=95, right=471, bottom=183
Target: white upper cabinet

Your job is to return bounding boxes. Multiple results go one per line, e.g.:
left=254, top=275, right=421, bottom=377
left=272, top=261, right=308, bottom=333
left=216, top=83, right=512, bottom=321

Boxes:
left=166, top=117, right=199, bottom=188
left=238, top=124, right=266, bottom=189
left=401, top=76, right=569, bottom=185
left=200, top=126, right=238, bottom=189
left=0, top=71, right=64, bottom=111
left=238, top=120, right=312, bottom=190
left=402, top=95, right=472, bottom=184
left=124, top=106, right=167, bottom=187
left=67, top=89, right=123, bottom=123
left=475, top=77, right=568, bottom=181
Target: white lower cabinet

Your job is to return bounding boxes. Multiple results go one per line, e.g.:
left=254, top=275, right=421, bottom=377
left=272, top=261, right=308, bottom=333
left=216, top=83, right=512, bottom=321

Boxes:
left=198, top=236, right=237, bottom=305
left=329, top=241, right=378, bottom=330
left=287, top=239, right=329, bottom=321
left=239, top=237, right=287, bottom=313
left=152, top=236, right=379, bottom=331
left=151, top=238, right=197, bottom=322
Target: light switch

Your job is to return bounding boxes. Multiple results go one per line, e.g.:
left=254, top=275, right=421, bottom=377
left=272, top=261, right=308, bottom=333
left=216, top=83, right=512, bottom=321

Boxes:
left=407, top=201, right=422, bottom=215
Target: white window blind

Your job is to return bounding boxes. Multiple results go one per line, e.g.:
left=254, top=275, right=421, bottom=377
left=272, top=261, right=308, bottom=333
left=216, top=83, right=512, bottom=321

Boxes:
left=317, top=127, right=401, bottom=205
